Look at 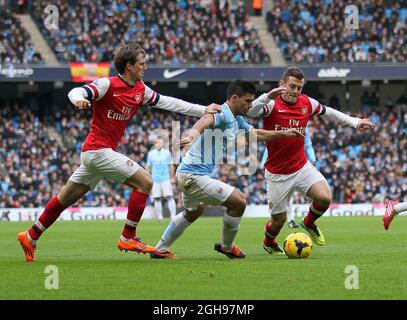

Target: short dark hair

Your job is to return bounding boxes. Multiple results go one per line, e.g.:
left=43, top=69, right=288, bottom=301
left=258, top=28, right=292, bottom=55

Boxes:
left=227, top=80, right=256, bottom=100
left=282, top=66, right=305, bottom=81
left=114, top=43, right=145, bottom=74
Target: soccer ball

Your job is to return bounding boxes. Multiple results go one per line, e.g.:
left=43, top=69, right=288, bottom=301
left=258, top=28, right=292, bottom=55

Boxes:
left=283, top=232, right=313, bottom=259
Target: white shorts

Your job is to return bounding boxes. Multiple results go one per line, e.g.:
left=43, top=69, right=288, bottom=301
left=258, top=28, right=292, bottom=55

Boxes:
left=152, top=180, right=174, bottom=198
left=265, top=161, right=327, bottom=215
left=177, top=172, right=235, bottom=212
left=69, top=148, right=141, bottom=190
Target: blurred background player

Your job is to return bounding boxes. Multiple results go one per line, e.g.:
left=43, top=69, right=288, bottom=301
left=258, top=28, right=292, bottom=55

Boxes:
left=260, top=124, right=316, bottom=228
left=17, top=42, right=221, bottom=262
left=383, top=200, right=407, bottom=230
left=247, top=66, right=375, bottom=254
left=146, top=136, right=177, bottom=222
left=150, top=80, right=304, bottom=259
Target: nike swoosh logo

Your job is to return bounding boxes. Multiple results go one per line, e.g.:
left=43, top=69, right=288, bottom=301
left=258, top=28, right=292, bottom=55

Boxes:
left=113, top=93, right=121, bottom=97
left=163, top=68, right=188, bottom=79
left=278, top=109, right=287, bottom=113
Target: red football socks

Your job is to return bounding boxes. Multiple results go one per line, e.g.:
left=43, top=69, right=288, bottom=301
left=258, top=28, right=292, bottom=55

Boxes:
left=304, top=201, right=329, bottom=227
left=28, top=196, right=66, bottom=240
left=264, top=220, right=279, bottom=247
left=121, top=191, right=149, bottom=239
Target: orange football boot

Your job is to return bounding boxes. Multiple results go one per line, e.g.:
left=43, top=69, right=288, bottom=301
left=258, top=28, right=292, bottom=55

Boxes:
left=117, top=237, right=155, bottom=254
left=214, top=242, right=246, bottom=259
left=17, top=231, right=36, bottom=262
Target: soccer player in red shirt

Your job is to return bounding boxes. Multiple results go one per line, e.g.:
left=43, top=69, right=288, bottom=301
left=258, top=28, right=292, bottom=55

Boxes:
left=17, top=43, right=220, bottom=262
left=247, top=66, right=375, bottom=254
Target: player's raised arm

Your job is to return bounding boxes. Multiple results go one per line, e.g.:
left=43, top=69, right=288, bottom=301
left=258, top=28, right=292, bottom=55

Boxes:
left=249, top=128, right=305, bottom=142
left=68, top=77, right=110, bottom=110
left=247, top=86, right=285, bottom=118
left=142, top=83, right=221, bottom=117
left=313, top=98, right=375, bottom=131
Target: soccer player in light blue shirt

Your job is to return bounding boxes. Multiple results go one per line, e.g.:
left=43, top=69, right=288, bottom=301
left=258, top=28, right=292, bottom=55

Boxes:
left=151, top=80, right=304, bottom=259
left=146, top=137, right=177, bottom=221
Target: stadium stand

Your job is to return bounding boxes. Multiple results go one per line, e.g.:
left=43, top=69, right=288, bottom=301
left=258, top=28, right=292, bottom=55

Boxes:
left=1, top=93, right=406, bottom=209
left=266, top=0, right=407, bottom=64
left=30, top=0, right=271, bottom=65
left=0, top=8, right=44, bottom=64
left=4, top=0, right=406, bottom=66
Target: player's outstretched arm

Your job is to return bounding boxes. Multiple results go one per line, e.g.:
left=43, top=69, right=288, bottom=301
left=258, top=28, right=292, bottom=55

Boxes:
left=152, top=94, right=221, bottom=117
left=319, top=106, right=375, bottom=131
left=247, top=86, right=285, bottom=118
left=68, top=87, right=91, bottom=109
left=250, top=128, right=305, bottom=142
left=67, top=78, right=110, bottom=110
left=178, top=114, right=215, bottom=150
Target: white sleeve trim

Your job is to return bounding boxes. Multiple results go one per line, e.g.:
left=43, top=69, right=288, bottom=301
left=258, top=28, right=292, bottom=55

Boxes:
left=247, top=93, right=275, bottom=118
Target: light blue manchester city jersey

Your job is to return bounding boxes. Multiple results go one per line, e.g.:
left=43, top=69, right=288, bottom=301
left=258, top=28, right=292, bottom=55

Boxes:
left=146, top=148, right=173, bottom=183
left=178, top=103, right=253, bottom=176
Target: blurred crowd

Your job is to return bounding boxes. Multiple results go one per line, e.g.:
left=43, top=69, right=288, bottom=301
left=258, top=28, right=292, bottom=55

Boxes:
left=1, top=92, right=406, bottom=209
left=4, top=0, right=406, bottom=66
left=31, top=0, right=270, bottom=65
left=308, top=93, right=407, bottom=204
left=266, top=0, right=407, bottom=64
left=0, top=9, right=44, bottom=64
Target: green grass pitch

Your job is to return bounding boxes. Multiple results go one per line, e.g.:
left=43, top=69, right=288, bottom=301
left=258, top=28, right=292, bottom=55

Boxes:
left=1, top=216, right=406, bottom=300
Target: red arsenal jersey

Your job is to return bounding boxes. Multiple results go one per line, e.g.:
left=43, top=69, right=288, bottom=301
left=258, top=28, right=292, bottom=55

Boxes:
left=80, top=75, right=158, bottom=152
left=263, top=94, right=323, bottom=174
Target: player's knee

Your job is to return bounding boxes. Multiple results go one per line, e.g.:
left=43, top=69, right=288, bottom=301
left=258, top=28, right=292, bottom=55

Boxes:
left=140, top=176, right=153, bottom=193
left=234, top=192, right=247, bottom=215
left=136, top=184, right=152, bottom=195
left=224, top=191, right=246, bottom=216
left=316, top=193, right=331, bottom=208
